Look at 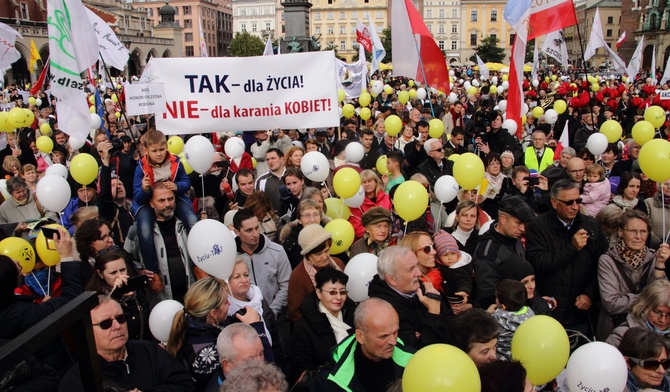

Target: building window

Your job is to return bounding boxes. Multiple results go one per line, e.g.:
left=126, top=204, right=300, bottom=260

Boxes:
left=340, top=26, right=345, bottom=33
left=185, top=32, right=193, bottom=41
left=426, top=9, right=432, bottom=18
left=606, top=29, right=612, bottom=37
left=439, top=9, right=444, bottom=18
left=491, top=9, right=497, bottom=21
left=471, top=10, right=478, bottom=21
left=316, top=26, right=321, bottom=34
left=282, top=25, right=285, bottom=33
left=363, top=11, right=369, bottom=19
left=281, top=12, right=285, bottom=20
left=327, top=12, right=334, bottom=20
left=438, top=24, right=445, bottom=33
left=510, top=33, right=515, bottom=45
left=451, top=24, right=457, bottom=33
left=607, top=16, right=613, bottom=24
left=352, top=11, right=358, bottom=18
left=451, top=40, right=457, bottom=50
left=174, top=6, right=178, bottom=15
left=328, top=26, right=334, bottom=34
left=339, top=11, right=345, bottom=19
left=377, top=25, right=382, bottom=33
left=252, top=23, right=257, bottom=31
left=183, top=6, right=191, bottom=15
left=352, top=26, right=356, bottom=33
left=428, top=24, right=432, bottom=33
left=315, top=12, right=321, bottom=20
left=184, top=19, right=192, bottom=28
left=340, top=40, right=346, bottom=50
left=451, top=9, right=457, bottom=18
left=241, top=23, right=246, bottom=32
left=20, top=2, right=29, bottom=19
left=470, top=33, right=477, bottom=46
left=376, top=11, right=382, bottom=18
left=148, top=8, right=153, bottom=17
left=490, top=33, right=497, bottom=41
left=438, top=40, right=445, bottom=50
left=186, top=46, right=194, bottom=56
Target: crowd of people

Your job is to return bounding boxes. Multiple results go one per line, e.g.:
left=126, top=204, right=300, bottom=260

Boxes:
left=2, top=65, right=670, bottom=392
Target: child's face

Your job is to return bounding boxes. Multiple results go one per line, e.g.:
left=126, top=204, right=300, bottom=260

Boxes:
left=147, top=143, right=167, bottom=164
left=586, top=172, right=600, bottom=183
left=439, top=251, right=461, bottom=267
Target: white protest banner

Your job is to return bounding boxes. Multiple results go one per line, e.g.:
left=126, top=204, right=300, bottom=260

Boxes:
left=0, top=102, right=16, bottom=112
left=152, top=51, right=339, bottom=135
left=660, top=91, right=670, bottom=100
left=125, top=84, right=166, bottom=115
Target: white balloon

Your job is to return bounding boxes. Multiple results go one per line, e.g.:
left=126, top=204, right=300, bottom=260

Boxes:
left=36, top=175, right=71, bottom=212
left=45, top=163, right=68, bottom=179
left=458, top=79, right=464, bottom=84
left=532, top=79, right=539, bottom=87
left=90, top=113, right=102, bottom=129
left=372, top=80, right=384, bottom=95
left=434, top=175, right=460, bottom=203
left=491, top=76, right=499, bottom=84
left=300, top=151, right=329, bottom=182
left=344, top=253, right=379, bottom=302
left=472, top=79, right=480, bottom=87
left=522, top=103, right=529, bottom=115
left=544, top=109, right=559, bottom=125
left=586, top=133, right=608, bottom=155
left=463, top=81, right=471, bottom=90
left=498, top=100, right=507, bottom=112
left=68, top=136, right=85, bottom=150
left=35, top=98, right=42, bottom=106
left=448, top=92, right=458, bottom=104
left=416, top=88, right=427, bottom=100
left=224, top=137, right=245, bottom=159
left=479, top=219, right=494, bottom=235
left=345, top=142, right=365, bottom=163
left=292, top=141, right=304, bottom=149
left=0, top=180, right=9, bottom=201
left=187, top=219, right=237, bottom=279
left=566, top=342, right=627, bottom=392
left=149, top=300, right=183, bottom=342
left=184, top=135, right=215, bottom=174
left=344, top=186, right=365, bottom=208
left=502, top=119, right=518, bottom=136
left=448, top=70, right=455, bottom=77
left=493, top=105, right=500, bottom=111
left=502, top=81, right=509, bottom=88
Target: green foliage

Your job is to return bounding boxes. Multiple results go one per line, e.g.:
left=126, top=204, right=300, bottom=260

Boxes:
left=228, top=32, right=265, bottom=57
left=381, top=27, right=392, bottom=63
left=475, top=36, right=505, bottom=63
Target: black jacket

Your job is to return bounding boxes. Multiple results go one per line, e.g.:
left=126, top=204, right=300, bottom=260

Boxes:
left=473, top=224, right=526, bottom=309
left=359, top=149, right=380, bottom=171
left=525, top=210, right=607, bottom=325
left=58, top=340, right=195, bottom=392
left=417, top=158, right=454, bottom=187
left=279, top=221, right=304, bottom=269
left=403, top=141, right=429, bottom=177
left=290, top=292, right=356, bottom=384
left=485, top=128, right=522, bottom=162
left=367, top=275, right=451, bottom=349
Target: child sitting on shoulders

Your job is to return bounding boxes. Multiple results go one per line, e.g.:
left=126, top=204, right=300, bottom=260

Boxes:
left=488, top=279, right=535, bottom=360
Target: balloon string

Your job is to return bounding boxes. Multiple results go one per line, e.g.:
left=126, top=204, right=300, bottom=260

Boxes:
left=662, top=185, right=669, bottom=244
left=47, top=268, right=51, bottom=297
left=201, top=174, right=206, bottom=213
left=324, top=182, right=332, bottom=198
left=58, top=212, right=64, bottom=226
left=30, top=271, right=47, bottom=297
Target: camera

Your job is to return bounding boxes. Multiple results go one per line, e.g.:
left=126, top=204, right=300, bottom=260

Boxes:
left=523, top=176, right=540, bottom=186
left=475, top=130, right=488, bottom=143
left=109, top=138, right=124, bottom=154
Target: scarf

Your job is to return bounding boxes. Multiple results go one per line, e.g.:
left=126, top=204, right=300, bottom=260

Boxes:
left=25, top=269, right=50, bottom=297
left=449, top=107, right=462, bottom=128
left=483, top=172, right=505, bottom=199
left=227, top=285, right=272, bottom=344
left=318, top=301, right=351, bottom=343
left=612, top=195, right=639, bottom=211
left=304, top=258, right=343, bottom=288
left=616, top=236, right=647, bottom=270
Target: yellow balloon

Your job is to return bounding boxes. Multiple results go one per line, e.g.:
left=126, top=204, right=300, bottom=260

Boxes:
left=342, top=104, right=355, bottom=119
left=376, top=155, right=389, bottom=175
left=454, top=152, right=484, bottom=190
left=545, top=76, right=550, bottom=82
left=167, top=136, right=184, bottom=155
left=88, top=95, right=95, bottom=104
left=36, top=224, right=66, bottom=266
left=553, top=99, right=567, bottom=114
left=178, top=153, right=193, bottom=174
left=600, top=120, right=623, bottom=143
left=8, top=107, right=25, bottom=128
left=0, top=112, right=9, bottom=132
left=115, top=112, right=121, bottom=118
left=393, top=180, right=429, bottom=222
left=359, top=92, right=372, bottom=107
left=532, top=106, right=544, bottom=118
left=324, top=219, right=355, bottom=254
left=69, top=153, right=99, bottom=185
left=39, top=122, right=52, bottom=136
left=338, top=89, right=346, bottom=102
left=489, top=85, right=498, bottom=94
left=89, top=105, right=95, bottom=113
left=28, top=97, right=37, bottom=106
left=384, top=85, right=393, bottom=95
left=448, top=153, right=460, bottom=162
left=644, top=105, right=666, bottom=129
left=638, top=138, right=670, bottom=182
left=0, top=237, right=35, bottom=274
left=398, top=91, right=410, bottom=104
left=36, top=136, right=54, bottom=154
left=632, top=120, right=655, bottom=146
left=502, top=74, right=509, bottom=81
left=551, top=75, right=557, bottom=81
left=428, top=119, right=445, bottom=138
left=384, top=115, right=403, bottom=136
left=324, top=197, right=351, bottom=220
left=587, top=76, right=597, bottom=84
left=522, top=115, right=527, bottom=125
left=333, top=168, right=361, bottom=199
left=408, top=89, right=417, bottom=99
left=512, top=315, right=570, bottom=385
left=591, top=83, right=599, bottom=92
left=403, top=344, right=480, bottom=392
left=111, top=94, right=118, bottom=103
left=408, top=79, right=415, bottom=87
left=251, top=157, right=257, bottom=169
left=467, top=86, right=477, bottom=95
left=360, top=107, right=371, bottom=121
left=24, top=109, right=35, bottom=126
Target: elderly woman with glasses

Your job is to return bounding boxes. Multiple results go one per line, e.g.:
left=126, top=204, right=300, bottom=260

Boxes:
left=618, top=327, right=670, bottom=392
left=0, top=176, right=57, bottom=237
left=597, top=210, right=670, bottom=340
left=279, top=198, right=330, bottom=268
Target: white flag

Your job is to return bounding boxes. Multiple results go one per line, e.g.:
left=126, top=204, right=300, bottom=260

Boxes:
left=198, top=17, right=208, bottom=57
left=531, top=40, right=539, bottom=82
left=627, top=35, right=645, bottom=79
left=368, top=18, right=385, bottom=77
left=335, top=45, right=367, bottom=98
left=47, top=0, right=99, bottom=142
left=584, top=8, right=605, bottom=62
left=0, top=22, right=22, bottom=70
left=263, top=35, right=274, bottom=56
left=542, top=30, right=569, bottom=68
left=660, top=54, right=670, bottom=85
left=605, top=45, right=628, bottom=75
left=86, top=9, right=130, bottom=71
left=476, top=55, right=489, bottom=81
left=651, top=45, right=657, bottom=85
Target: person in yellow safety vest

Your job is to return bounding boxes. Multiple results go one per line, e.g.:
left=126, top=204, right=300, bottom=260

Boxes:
left=524, top=129, right=554, bottom=173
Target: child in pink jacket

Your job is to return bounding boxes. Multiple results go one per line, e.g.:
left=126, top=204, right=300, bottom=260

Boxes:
left=582, top=164, right=611, bottom=217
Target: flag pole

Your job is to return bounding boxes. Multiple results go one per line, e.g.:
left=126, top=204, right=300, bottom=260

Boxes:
left=575, top=21, right=598, bottom=127
left=98, top=54, right=133, bottom=140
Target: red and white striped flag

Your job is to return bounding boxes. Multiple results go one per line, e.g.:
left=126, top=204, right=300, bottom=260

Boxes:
left=616, top=31, right=627, bottom=49
left=554, top=120, right=570, bottom=158
left=355, top=20, right=372, bottom=53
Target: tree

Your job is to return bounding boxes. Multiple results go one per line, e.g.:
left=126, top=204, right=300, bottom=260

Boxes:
left=228, top=32, right=265, bottom=57
left=352, top=45, right=372, bottom=62
left=525, top=38, right=536, bottom=63
left=475, top=36, right=505, bottom=63
left=381, top=27, right=392, bottom=63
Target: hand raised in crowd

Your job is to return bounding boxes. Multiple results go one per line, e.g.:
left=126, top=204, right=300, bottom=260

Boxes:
left=98, top=140, right=112, bottom=166
left=536, top=175, right=549, bottom=191
left=54, top=227, right=74, bottom=259
left=141, top=174, right=151, bottom=192
left=656, top=243, right=670, bottom=266
left=575, top=294, right=592, bottom=311
left=571, top=228, right=589, bottom=251
left=235, top=306, right=261, bottom=324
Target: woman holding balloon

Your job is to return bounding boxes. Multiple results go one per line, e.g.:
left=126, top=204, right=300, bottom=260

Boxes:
left=347, top=170, right=392, bottom=240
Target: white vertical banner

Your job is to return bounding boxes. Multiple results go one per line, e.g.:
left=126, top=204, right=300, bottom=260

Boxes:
left=198, top=16, right=208, bottom=57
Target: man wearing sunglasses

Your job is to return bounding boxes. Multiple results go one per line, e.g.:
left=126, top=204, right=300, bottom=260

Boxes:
left=417, top=138, right=454, bottom=188
left=526, top=179, right=607, bottom=339
left=59, top=296, right=194, bottom=391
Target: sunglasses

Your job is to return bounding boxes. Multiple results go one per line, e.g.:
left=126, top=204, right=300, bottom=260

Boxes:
left=93, top=314, right=127, bottom=330
left=432, top=148, right=443, bottom=153
left=628, top=357, right=670, bottom=370
left=322, top=289, right=348, bottom=296
left=419, top=244, right=434, bottom=254
left=554, top=197, right=583, bottom=206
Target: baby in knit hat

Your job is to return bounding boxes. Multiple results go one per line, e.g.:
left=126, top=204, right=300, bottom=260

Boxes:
left=433, top=230, right=474, bottom=305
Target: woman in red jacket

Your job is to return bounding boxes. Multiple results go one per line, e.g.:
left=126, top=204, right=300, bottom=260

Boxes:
left=348, top=169, right=392, bottom=240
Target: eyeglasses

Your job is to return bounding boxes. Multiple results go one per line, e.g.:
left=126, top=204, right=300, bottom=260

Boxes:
left=628, top=357, right=670, bottom=370
left=568, top=168, right=586, bottom=174
left=419, top=244, right=434, bottom=254
left=488, top=161, right=501, bottom=166
left=650, top=309, right=670, bottom=319
left=92, top=314, right=127, bottom=330
left=97, top=233, right=112, bottom=241
left=432, top=148, right=443, bottom=153
left=554, top=198, right=583, bottom=206
left=301, top=213, right=321, bottom=220
left=622, top=228, right=649, bottom=237
left=322, top=289, right=348, bottom=296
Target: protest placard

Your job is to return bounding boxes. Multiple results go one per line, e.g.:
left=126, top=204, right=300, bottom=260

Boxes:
left=125, top=83, right=166, bottom=115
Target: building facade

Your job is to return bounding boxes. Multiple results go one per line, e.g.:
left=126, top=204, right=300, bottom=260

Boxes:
left=619, top=0, right=670, bottom=70
left=423, top=0, right=462, bottom=64
left=459, top=0, right=512, bottom=63
left=564, top=0, right=623, bottom=68
left=232, top=0, right=278, bottom=41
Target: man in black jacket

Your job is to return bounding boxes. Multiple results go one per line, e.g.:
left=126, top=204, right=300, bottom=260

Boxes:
left=417, top=138, right=454, bottom=188
left=368, top=246, right=450, bottom=349
left=525, top=180, right=607, bottom=338
left=403, top=121, right=429, bottom=177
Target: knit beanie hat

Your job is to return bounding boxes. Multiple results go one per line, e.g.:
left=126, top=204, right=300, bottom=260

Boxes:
left=499, top=255, right=535, bottom=281
left=433, top=230, right=460, bottom=259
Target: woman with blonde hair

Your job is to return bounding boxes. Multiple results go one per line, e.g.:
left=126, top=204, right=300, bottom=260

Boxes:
left=348, top=169, right=391, bottom=239
left=167, top=277, right=269, bottom=391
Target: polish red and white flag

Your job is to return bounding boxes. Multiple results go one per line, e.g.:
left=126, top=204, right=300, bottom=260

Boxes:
left=616, top=31, right=627, bottom=49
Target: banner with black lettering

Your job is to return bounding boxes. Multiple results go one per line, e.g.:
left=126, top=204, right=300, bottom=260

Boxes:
left=149, top=51, right=340, bottom=135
